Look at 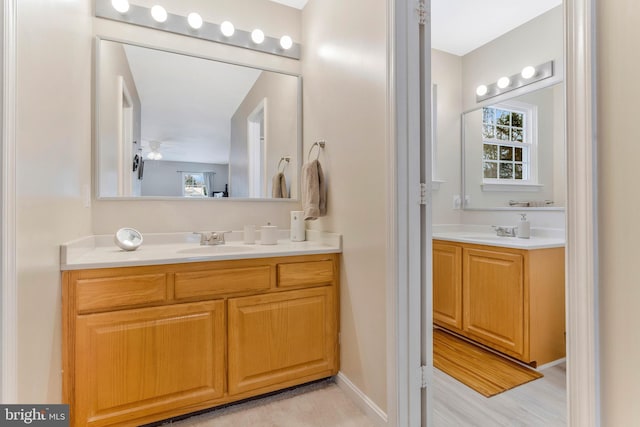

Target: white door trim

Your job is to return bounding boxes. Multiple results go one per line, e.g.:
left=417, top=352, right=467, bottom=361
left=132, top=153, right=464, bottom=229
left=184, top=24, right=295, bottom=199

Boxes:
left=2, top=0, right=17, bottom=403
left=388, top=0, right=423, bottom=425
left=565, top=0, right=600, bottom=425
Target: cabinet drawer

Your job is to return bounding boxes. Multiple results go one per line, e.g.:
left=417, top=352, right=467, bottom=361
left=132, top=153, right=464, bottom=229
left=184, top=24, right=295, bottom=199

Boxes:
left=174, top=266, right=271, bottom=300
left=277, top=260, right=334, bottom=288
left=76, top=274, right=168, bottom=313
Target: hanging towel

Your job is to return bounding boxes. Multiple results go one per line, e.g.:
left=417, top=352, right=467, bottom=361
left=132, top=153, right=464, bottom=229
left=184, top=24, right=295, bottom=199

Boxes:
left=272, top=172, right=288, bottom=198
left=301, top=160, right=327, bottom=220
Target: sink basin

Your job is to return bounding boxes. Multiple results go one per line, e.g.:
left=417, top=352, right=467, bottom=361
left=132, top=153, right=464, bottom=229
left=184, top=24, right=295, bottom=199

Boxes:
left=177, top=245, right=255, bottom=255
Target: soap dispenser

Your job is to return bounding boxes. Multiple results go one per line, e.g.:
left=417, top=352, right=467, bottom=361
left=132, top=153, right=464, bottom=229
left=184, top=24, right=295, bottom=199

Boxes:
left=517, top=213, right=530, bottom=239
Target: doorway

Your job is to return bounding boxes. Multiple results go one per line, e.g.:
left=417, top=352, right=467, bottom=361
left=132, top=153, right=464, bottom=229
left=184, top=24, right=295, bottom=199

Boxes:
left=391, top=0, right=599, bottom=425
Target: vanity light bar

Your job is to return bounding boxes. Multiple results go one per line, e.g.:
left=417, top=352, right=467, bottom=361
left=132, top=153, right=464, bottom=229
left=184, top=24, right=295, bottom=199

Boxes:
left=475, top=61, right=554, bottom=103
left=95, top=0, right=301, bottom=60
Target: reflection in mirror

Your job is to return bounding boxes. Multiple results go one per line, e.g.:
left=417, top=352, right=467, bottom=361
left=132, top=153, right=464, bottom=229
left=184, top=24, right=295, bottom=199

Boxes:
left=96, top=38, right=301, bottom=199
left=463, top=83, right=565, bottom=209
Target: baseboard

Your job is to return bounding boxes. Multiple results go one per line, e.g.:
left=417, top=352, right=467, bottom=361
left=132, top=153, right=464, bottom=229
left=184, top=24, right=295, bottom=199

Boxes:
left=335, top=372, right=388, bottom=427
left=537, top=357, right=567, bottom=371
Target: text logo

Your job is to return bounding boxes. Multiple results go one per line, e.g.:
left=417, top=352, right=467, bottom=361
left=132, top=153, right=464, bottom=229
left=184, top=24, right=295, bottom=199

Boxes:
left=1, top=405, right=69, bottom=426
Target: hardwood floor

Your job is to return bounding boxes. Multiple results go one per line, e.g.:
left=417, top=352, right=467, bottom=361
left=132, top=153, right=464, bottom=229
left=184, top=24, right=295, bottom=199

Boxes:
left=434, top=362, right=567, bottom=426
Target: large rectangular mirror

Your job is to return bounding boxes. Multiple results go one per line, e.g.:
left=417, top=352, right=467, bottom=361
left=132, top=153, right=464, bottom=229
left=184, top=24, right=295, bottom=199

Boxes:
left=462, top=83, right=565, bottom=209
left=95, top=38, right=301, bottom=199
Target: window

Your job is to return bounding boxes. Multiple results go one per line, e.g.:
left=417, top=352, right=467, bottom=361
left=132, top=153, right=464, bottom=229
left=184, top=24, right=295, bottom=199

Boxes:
left=481, top=103, right=537, bottom=186
left=182, top=172, right=207, bottom=197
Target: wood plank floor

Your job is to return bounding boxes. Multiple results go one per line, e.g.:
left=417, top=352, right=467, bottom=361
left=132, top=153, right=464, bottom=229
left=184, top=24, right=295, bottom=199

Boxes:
left=434, top=362, right=567, bottom=426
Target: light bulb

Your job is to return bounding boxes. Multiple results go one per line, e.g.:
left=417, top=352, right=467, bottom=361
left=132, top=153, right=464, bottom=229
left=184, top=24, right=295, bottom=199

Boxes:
left=497, top=76, right=510, bottom=89
left=155, top=152, right=163, bottom=160
left=476, top=85, right=488, bottom=97
left=151, top=5, right=167, bottom=23
left=251, top=29, right=265, bottom=44
left=521, top=66, right=536, bottom=79
left=220, top=21, right=235, bottom=37
left=147, top=152, right=156, bottom=160
left=280, top=35, right=293, bottom=50
left=111, top=0, right=130, bottom=14
left=187, top=12, right=203, bottom=29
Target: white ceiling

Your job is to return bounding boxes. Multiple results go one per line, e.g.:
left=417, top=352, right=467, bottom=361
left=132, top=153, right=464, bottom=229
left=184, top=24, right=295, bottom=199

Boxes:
left=268, top=0, right=308, bottom=9
left=124, top=45, right=262, bottom=164
left=431, top=0, right=563, bottom=56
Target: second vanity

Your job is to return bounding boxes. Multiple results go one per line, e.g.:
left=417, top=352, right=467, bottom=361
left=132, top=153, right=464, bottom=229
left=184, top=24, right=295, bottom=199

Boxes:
left=432, top=225, right=565, bottom=367
left=61, top=231, right=341, bottom=427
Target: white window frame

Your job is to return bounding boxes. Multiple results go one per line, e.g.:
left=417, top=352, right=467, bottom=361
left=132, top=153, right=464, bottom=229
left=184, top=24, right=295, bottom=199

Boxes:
left=481, top=100, right=542, bottom=192
left=181, top=172, right=207, bottom=198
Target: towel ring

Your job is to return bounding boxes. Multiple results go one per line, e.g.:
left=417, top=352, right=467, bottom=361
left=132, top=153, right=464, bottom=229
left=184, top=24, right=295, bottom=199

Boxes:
left=308, top=140, right=326, bottom=161
left=277, top=157, right=290, bottom=173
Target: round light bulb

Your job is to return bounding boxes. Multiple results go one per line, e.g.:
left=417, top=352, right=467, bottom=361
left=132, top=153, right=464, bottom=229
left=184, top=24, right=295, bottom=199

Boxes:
left=521, top=66, right=536, bottom=79
left=251, top=29, right=265, bottom=44
left=476, top=85, right=488, bottom=97
left=280, top=35, right=293, bottom=50
left=147, top=152, right=156, bottom=160
left=187, top=12, right=203, bottom=29
left=220, top=21, right=235, bottom=37
left=111, top=0, right=130, bottom=14
left=151, top=5, right=168, bottom=23
left=155, top=152, right=163, bottom=160
left=497, top=76, right=511, bottom=89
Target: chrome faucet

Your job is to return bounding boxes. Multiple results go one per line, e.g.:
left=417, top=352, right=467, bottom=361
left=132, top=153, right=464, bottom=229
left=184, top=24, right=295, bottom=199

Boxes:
left=194, top=231, right=231, bottom=245
left=492, top=226, right=517, bottom=237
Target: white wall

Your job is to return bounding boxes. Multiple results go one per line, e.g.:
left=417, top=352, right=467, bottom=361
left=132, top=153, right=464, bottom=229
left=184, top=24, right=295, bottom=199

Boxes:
left=97, top=39, right=142, bottom=197
left=461, top=6, right=564, bottom=112
left=141, top=161, right=228, bottom=197
left=597, top=0, right=640, bottom=424
left=431, top=49, right=463, bottom=224
left=16, top=0, right=93, bottom=401
left=302, top=0, right=389, bottom=412
left=229, top=71, right=299, bottom=198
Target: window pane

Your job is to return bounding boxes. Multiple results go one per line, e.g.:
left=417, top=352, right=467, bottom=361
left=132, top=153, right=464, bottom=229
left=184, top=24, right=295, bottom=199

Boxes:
left=483, top=108, right=496, bottom=124
left=496, top=109, right=510, bottom=125
left=483, top=144, right=498, bottom=160
left=515, top=163, right=523, bottom=180
left=482, top=124, right=495, bottom=139
left=515, top=147, right=523, bottom=162
left=511, top=112, right=523, bottom=127
left=496, top=126, right=510, bottom=140
left=483, top=162, right=497, bottom=179
left=511, top=128, right=523, bottom=142
left=500, top=146, right=513, bottom=161
left=500, top=163, right=513, bottom=179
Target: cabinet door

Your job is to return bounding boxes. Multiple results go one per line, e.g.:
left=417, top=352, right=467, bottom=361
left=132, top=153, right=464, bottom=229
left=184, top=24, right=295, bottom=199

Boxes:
left=228, top=287, right=337, bottom=395
left=75, top=301, right=225, bottom=427
left=433, top=242, right=463, bottom=331
left=462, top=248, right=524, bottom=357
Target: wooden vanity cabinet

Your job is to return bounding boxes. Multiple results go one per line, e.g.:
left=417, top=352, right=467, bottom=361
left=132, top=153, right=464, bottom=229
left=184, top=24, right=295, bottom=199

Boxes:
left=433, top=240, right=565, bottom=366
left=62, top=254, right=339, bottom=427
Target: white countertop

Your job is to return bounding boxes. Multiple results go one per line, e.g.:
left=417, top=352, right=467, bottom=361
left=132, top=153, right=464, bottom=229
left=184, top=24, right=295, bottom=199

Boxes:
left=432, top=224, right=565, bottom=249
left=61, top=230, right=342, bottom=271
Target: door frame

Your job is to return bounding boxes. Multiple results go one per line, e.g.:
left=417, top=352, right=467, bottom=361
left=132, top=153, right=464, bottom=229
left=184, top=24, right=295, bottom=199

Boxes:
left=1, top=0, right=17, bottom=403
left=389, top=0, right=600, bottom=426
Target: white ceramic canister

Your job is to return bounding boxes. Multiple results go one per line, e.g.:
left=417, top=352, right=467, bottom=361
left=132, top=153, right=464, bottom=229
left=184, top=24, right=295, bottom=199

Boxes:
left=260, top=223, right=278, bottom=245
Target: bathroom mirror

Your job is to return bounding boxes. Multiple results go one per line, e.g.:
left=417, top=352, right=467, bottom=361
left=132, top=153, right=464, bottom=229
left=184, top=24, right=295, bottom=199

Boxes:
left=462, top=83, right=565, bottom=210
left=95, top=38, right=301, bottom=199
